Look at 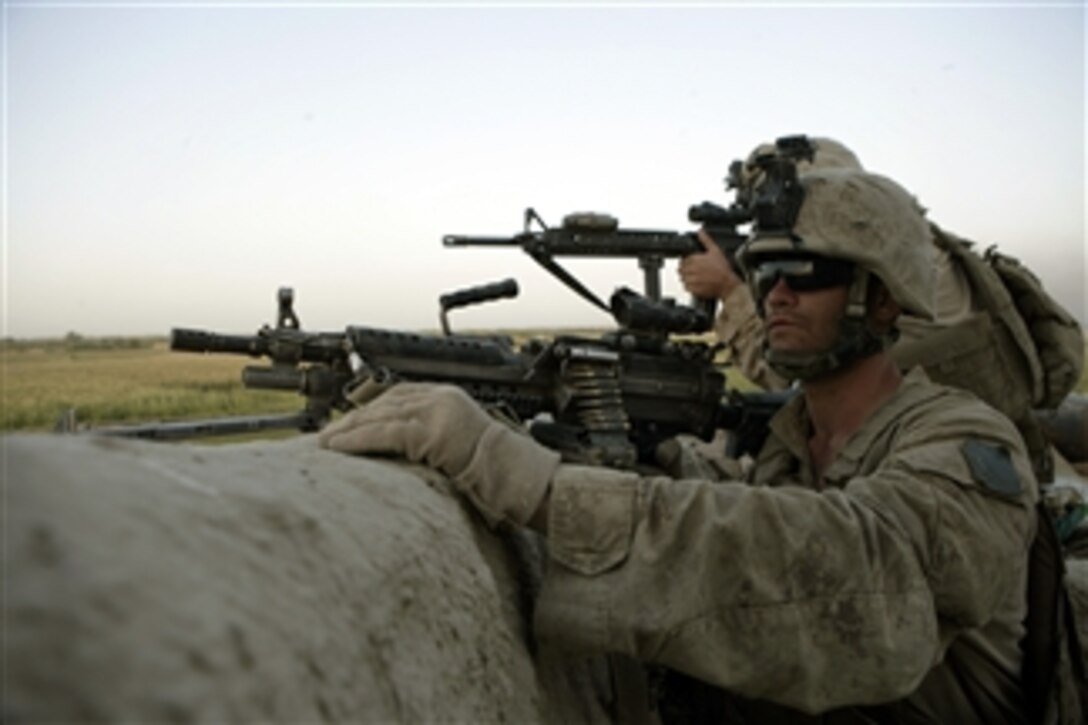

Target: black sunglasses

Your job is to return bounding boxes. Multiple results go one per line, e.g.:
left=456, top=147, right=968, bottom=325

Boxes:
left=749, top=255, right=855, bottom=300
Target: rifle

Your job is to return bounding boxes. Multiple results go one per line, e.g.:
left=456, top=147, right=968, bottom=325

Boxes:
left=442, top=207, right=750, bottom=330
left=91, top=283, right=789, bottom=466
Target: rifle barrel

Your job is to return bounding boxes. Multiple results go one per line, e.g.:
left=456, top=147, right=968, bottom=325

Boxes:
left=527, top=230, right=700, bottom=257
left=445, top=230, right=703, bottom=256
left=442, top=235, right=523, bottom=247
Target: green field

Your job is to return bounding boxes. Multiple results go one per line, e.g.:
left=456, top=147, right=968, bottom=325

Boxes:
left=3, top=334, right=1086, bottom=436
left=1, top=337, right=298, bottom=432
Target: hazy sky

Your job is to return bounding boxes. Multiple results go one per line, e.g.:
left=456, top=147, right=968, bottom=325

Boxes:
left=4, top=1, right=1085, bottom=338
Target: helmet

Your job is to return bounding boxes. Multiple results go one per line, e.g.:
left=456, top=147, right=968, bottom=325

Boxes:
left=739, top=168, right=935, bottom=319
left=734, top=136, right=864, bottom=197
left=737, top=168, right=936, bottom=380
left=804, top=137, right=864, bottom=172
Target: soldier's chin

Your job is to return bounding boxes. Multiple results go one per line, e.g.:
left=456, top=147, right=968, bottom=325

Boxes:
left=766, top=339, right=817, bottom=355
left=766, top=330, right=792, bottom=348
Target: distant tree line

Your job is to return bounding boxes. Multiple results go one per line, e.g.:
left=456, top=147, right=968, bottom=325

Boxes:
left=0, top=333, right=166, bottom=352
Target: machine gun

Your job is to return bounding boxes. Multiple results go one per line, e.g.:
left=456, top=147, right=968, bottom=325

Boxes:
left=93, top=283, right=788, bottom=465
left=442, top=208, right=749, bottom=331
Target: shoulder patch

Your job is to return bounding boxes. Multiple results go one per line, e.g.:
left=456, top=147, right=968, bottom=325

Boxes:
left=961, top=438, right=1022, bottom=498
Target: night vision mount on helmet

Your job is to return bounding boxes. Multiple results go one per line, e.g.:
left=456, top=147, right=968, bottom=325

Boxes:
left=736, top=144, right=937, bottom=382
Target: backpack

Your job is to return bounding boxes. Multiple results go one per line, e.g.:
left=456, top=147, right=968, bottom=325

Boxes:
left=893, top=225, right=1084, bottom=483
left=984, top=245, right=1085, bottom=411
left=930, top=226, right=1084, bottom=413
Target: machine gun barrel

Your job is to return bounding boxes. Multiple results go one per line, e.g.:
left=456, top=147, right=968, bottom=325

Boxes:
left=154, top=319, right=356, bottom=436
left=171, top=328, right=270, bottom=357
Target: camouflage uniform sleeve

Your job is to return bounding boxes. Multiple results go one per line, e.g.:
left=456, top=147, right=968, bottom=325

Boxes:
left=713, top=286, right=789, bottom=391
left=533, top=433, right=1036, bottom=713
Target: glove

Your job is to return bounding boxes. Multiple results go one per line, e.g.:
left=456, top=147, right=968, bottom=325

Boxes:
left=654, top=433, right=746, bottom=481
left=318, top=383, right=560, bottom=527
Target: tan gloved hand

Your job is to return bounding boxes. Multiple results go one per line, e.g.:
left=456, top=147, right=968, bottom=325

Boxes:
left=345, top=376, right=394, bottom=406
left=654, top=433, right=746, bottom=481
left=318, top=383, right=559, bottom=527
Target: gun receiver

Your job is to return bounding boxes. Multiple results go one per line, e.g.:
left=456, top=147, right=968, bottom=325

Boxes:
left=348, top=308, right=790, bottom=466
left=442, top=208, right=748, bottom=330
left=346, top=319, right=728, bottom=468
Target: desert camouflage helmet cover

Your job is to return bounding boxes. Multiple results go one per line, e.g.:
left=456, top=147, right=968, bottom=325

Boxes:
left=736, top=136, right=864, bottom=192
left=803, top=137, right=864, bottom=171
left=738, top=168, right=937, bottom=321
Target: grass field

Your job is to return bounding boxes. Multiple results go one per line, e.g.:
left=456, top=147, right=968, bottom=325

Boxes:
left=3, top=334, right=1087, bottom=435
left=1, top=337, right=298, bottom=432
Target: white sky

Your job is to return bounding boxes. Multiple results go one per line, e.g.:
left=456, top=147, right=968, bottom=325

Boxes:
left=3, top=1, right=1085, bottom=337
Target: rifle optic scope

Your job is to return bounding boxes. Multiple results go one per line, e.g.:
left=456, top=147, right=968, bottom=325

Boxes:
left=610, top=288, right=711, bottom=335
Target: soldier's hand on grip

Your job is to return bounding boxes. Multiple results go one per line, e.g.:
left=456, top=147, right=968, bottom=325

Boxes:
left=678, top=229, right=743, bottom=302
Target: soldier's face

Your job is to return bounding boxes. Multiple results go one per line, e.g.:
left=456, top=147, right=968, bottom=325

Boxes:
left=761, top=277, right=849, bottom=354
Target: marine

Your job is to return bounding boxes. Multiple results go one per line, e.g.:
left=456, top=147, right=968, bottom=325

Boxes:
left=320, top=160, right=1047, bottom=721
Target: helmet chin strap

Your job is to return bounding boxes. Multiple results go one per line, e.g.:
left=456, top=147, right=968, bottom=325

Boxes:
left=763, top=270, right=898, bottom=382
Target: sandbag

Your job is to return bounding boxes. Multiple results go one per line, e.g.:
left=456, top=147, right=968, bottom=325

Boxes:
left=2, top=433, right=611, bottom=723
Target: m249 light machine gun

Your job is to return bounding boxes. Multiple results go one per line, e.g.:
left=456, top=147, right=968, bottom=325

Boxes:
left=93, top=282, right=785, bottom=465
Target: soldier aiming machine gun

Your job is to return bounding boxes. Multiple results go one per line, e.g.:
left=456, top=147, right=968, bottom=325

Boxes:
left=92, top=136, right=822, bottom=462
